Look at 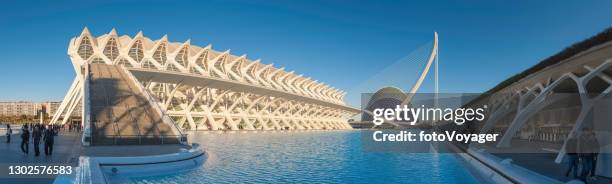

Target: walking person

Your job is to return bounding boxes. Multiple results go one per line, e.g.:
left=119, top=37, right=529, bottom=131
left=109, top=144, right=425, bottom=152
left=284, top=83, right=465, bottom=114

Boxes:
left=54, top=125, right=60, bottom=135
left=31, top=125, right=42, bottom=156
left=580, top=129, right=599, bottom=180
left=20, top=125, right=30, bottom=154
left=589, top=130, right=600, bottom=178
left=5, top=124, right=11, bottom=143
left=565, top=135, right=579, bottom=179
left=43, top=125, right=55, bottom=156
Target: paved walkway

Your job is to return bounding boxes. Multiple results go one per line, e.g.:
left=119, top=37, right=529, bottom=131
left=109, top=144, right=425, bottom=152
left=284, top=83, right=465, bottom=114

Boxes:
left=0, top=128, right=83, bottom=184
left=0, top=127, right=191, bottom=183
left=473, top=139, right=611, bottom=183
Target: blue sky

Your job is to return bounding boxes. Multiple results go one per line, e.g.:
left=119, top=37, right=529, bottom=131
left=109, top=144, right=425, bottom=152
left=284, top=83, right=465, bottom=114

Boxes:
left=1, top=0, right=611, bottom=105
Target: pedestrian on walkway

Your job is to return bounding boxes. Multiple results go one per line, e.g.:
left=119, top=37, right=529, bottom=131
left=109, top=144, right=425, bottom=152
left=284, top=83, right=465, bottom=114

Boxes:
left=588, top=130, right=600, bottom=178
left=20, top=125, right=30, bottom=154
left=32, top=125, right=42, bottom=156
left=5, top=124, right=11, bottom=143
left=43, top=125, right=55, bottom=156
left=565, top=134, right=579, bottom=179
left=54, top=125, right=60, bottom=135
left=579, top=128, right=600, bottom=180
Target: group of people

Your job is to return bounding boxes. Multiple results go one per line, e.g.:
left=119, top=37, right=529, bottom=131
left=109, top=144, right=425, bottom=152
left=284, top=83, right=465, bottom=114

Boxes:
left=5, top=123, right=57, bottom=157
left=565, top=128, right=600, bottom=181
left=67, top=122, right=82, bottom=132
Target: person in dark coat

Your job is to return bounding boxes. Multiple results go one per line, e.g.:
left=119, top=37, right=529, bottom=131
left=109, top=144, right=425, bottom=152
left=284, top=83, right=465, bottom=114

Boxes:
left=5, top=124, right=11, bottom=143
left=31, top=125, right=42, bottom=156
left=565, top=135, right=579, bottom=178
left=20, top=125, right=29, bottom=154
left=579, top=129, right=600, bottom=180
left=588, top=131, right=600, bottom=178
left=43, top=125, right=55, bottom=156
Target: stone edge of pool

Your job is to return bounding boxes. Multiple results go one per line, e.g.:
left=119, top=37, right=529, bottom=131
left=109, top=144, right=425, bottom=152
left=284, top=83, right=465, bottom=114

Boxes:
left=54, top=143, right=206, bottom=184
left=449, top=143, right=564, bottom=184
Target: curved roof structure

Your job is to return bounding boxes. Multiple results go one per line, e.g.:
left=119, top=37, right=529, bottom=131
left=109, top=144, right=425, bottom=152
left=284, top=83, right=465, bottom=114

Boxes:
left=361, top=86, right=407, bottom=121
left=52, top=28, right=359, bottom=134
left=68, top=28, right=349, bottom=106
left=364, top=86, right=407, bottom=109
left=485, top=27, right=612, bottom=94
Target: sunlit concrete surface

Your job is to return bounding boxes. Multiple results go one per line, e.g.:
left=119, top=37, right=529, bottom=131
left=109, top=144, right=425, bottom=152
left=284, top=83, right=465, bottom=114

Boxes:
left=51, top=28, right=359, bottom=137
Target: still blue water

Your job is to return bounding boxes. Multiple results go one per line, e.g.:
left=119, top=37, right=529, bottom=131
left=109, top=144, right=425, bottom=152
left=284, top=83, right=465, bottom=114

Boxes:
left=132, top=131, right=480, bottom=183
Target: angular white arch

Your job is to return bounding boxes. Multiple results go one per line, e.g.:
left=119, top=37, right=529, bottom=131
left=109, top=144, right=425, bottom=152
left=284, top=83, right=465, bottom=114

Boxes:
left=401, top=32, right=439, bottom=106
left=365, top=32, right=439, bottom=127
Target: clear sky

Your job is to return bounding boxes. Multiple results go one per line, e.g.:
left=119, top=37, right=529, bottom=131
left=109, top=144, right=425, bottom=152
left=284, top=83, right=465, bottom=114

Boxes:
left=1, top=0, right=611, bottom=104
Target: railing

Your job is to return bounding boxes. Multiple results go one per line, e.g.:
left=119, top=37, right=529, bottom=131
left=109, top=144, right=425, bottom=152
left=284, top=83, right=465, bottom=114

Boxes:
left=119, top=66, right=188, bottom=144
left=91, top=134, right=184, bottom=145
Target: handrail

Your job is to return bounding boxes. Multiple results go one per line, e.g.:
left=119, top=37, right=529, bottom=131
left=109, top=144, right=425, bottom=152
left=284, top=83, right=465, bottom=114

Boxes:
left=96, top=134, right=183, bottom=145
left=100, top=135, right=184, bottom=138
left=122, top=95, right=143, bottom=144
left=114, top=66, right=147, bottom=145
left=142, top=107, right=164, bottom=144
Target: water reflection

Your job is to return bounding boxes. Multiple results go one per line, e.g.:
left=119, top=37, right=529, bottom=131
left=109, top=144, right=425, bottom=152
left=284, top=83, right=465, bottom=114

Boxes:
left=132, top=131, right=479, bottom=184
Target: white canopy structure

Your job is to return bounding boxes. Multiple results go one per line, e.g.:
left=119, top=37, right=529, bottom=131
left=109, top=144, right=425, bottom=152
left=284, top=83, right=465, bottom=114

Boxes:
left=51, top=28, right=360, bottom=133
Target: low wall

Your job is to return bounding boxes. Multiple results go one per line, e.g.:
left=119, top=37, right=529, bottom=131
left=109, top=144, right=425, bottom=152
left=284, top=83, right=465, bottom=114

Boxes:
left=62, top=144, right=205, bottom=184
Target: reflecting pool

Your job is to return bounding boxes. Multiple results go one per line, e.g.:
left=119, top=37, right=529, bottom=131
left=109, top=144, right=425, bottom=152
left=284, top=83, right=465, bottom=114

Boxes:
left=131, top=131, right=480, bottom=183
